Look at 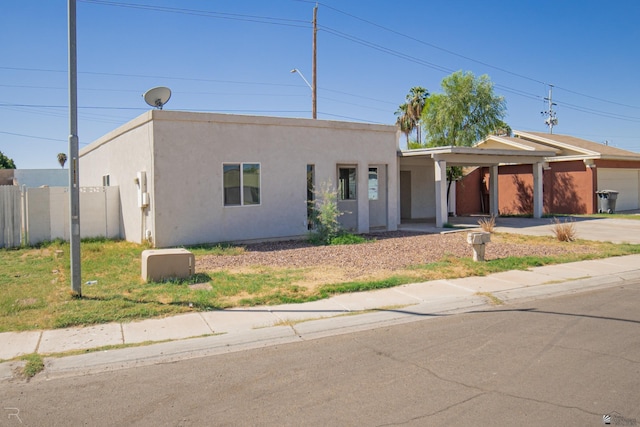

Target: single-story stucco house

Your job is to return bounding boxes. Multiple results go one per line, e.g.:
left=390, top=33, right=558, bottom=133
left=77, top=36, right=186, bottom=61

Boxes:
left=80, top=110, right=400, bottom=247
left=456, top=131, right=640, bottom=215
left=80, top=110, right=560, bottom=247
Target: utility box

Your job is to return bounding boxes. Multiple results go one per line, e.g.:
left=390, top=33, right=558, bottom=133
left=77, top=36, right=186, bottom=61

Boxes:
left=142, top=248, right=195, bottom=282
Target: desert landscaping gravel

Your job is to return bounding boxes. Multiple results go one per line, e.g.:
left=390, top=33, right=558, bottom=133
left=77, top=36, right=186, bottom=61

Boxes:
left=196, top=231, right=597, bottom=279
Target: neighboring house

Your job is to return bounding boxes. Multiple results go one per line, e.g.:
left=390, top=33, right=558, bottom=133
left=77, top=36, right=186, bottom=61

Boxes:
left=457, top=131, right=640, bottom=215
left=0, top=169, right=68, bottom=187
left=79, top=110, right=400, bottom=247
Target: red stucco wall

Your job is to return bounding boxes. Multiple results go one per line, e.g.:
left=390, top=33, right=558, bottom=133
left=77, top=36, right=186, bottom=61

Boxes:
left=456, top=161, right=599, bottom=215
left=456, top=167, right=487, bottom=214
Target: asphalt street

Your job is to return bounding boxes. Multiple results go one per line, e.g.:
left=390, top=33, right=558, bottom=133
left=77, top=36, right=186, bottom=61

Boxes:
left=1, top=279, right=638, bottom=426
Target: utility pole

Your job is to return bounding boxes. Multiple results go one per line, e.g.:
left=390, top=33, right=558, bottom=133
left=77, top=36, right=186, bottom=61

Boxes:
left=68, top=0, right=82, bottom=297
left=541, top=84, right=558, bottom=134
left=311, top=4, right=317, bottom=119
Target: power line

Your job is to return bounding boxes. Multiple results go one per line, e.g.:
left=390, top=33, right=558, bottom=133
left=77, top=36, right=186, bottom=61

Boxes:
left=4, top=3, right=639, bottom=127
left=315, top=1, right=549, bottom=86
left=311, top=1, right=640, bottom=111
left=78, top=0, right=310, bottom=28
left=0, top=131, right=67, bottom=143
left=321, top=25, right=544, bottom=102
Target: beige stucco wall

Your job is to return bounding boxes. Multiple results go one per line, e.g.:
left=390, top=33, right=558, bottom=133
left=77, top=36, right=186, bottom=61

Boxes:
left=80, top=113, right=155, bottom=243
left=399, top=157, right=436, bottom=219
left=82, top=111, right=399, bottom=247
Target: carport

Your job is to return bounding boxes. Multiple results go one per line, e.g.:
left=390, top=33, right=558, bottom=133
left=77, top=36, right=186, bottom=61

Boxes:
left=398, top=146, right=556, bottom=227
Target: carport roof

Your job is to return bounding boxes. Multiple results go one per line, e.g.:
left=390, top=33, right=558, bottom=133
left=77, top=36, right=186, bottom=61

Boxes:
left=398, top=145, right=556, bottom=167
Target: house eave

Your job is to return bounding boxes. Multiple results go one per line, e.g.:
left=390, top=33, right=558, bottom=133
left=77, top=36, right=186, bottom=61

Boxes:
left=514, top=130, right=601, bottom=156
left=399, top=146, right=555, bottom=166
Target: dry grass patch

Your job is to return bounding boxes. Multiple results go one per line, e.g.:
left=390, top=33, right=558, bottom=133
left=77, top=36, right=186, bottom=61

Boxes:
left=551, top=218, right=578, bottom=242
left=478, top=215, right=496, bottom=233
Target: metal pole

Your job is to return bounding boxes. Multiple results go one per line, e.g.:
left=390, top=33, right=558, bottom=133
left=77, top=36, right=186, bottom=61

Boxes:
left=68, top=0, right=82, bottom=297
left=311, top=4, right=317, bottom=119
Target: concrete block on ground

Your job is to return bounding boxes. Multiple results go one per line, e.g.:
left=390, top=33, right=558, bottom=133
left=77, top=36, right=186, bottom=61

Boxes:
left=142, top=248, right=195, bottom=282
left=39, top=323, right=123, bottom=354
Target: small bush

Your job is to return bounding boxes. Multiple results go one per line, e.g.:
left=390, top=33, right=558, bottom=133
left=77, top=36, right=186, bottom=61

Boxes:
left=551, top=217, right=577, bottom=242
left=478, top=215, right=496, bottom=233
left=308, top=181, right=343, bottom=245
left=329, top=233, right=371, bottom=245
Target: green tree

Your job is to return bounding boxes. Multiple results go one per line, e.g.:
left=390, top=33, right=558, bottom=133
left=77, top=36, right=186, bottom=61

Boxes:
left=422, top=71, right=507, bottom=148
left=422, top=71, right=507, bottom=211
left=57, top=153, right=67, bottom=168
left=0, top=150, right=16, bottom=169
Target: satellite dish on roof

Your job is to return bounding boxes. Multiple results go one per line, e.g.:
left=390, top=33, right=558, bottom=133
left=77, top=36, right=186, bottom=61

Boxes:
left=143, top=86, right=171, bottom=109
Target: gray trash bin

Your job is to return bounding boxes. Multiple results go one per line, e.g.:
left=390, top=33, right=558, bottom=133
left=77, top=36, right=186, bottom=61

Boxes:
left=596, top=190, right=619, bottom=214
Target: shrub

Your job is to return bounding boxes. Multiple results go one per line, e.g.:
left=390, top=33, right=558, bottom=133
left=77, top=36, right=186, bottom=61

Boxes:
left=478, top=215, right=496, bottom=233
left=551, top=217, right=577, bottom=242
left=329, top=233, right=371, bottom=245
left=308, top=181, right=343, bottom=245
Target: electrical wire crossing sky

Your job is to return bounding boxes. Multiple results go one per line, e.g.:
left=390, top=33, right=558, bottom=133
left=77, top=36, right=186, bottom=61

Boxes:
left=1, top=0, right=639, bottom=168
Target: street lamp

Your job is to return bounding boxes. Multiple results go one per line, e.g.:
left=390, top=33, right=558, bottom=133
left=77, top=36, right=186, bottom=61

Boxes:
left=290, top=68, right=316, bottom=119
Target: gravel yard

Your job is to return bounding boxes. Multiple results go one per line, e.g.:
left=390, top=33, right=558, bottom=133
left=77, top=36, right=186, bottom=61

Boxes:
left=196, top=231, right=597, bottom=281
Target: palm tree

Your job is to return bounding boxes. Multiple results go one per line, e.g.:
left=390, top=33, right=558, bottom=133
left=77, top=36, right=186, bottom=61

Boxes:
left=394, top=103, right=414, bottom=146
left=57, top=153, right=67, bottom=168
left=405, top=86, right=429, bottom=145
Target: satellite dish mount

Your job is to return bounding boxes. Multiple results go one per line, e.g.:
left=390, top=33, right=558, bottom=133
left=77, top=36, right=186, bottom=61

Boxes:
left=143, top=86, right=172, bottom=110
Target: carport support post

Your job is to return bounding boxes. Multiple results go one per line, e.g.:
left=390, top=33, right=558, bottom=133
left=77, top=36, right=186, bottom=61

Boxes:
left=532, top=162, right=543, bottom=218
left=489, top=165, right=499, bottom=216
left=434, top=158, right=448, bottom=227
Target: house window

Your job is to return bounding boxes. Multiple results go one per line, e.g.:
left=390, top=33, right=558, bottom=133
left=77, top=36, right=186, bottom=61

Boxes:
left=102, top=175, right=110, bottom=186
left=307, top=164, right=315, bottom=230
left=338, top=167, right=356, bottom=200
left=368, top=168, right=378, bottom=200
left=223, top=163, right=260, bottom=206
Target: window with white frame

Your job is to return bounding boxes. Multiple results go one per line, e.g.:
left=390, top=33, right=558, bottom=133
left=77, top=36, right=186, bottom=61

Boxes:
left=223, top=163, right=260, bottom=206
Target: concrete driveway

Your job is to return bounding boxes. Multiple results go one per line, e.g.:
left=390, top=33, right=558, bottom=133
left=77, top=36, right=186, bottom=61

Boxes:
left=399, top=213, right=640, bottom=245
left=454, top=215, right=640, bottom=244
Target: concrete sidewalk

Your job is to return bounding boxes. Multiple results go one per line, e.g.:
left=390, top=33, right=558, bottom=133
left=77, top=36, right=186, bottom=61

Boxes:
left=2, top=252, right=639, bottom=382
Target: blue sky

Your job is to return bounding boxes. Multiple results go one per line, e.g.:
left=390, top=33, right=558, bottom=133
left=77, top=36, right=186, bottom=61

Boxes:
left=2, top=0, right=639, bottom=169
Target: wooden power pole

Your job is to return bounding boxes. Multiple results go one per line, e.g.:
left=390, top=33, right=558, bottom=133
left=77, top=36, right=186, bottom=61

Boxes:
left=312, top=4, right=317, bottom=119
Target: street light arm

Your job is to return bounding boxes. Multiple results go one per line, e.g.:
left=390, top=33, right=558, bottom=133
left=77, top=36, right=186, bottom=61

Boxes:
left=290, top=68, right=312, bottom=91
